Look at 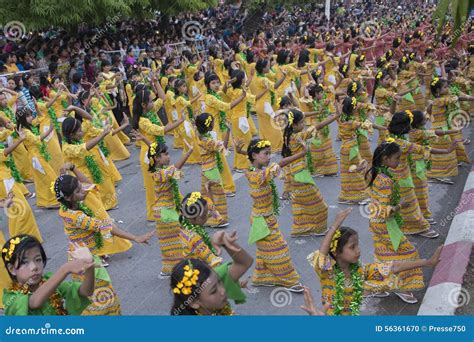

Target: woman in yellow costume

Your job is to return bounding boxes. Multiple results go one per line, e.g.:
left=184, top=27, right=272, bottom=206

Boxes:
left=54, top=172, right=154, bottom=315
left=131, top=85, right=185, bottom=221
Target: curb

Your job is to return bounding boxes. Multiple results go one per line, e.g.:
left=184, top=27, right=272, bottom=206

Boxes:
left=418, top=165, right=474, bottom=315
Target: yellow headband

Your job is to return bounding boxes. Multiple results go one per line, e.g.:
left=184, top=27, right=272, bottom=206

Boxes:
left=431, top=77, right=439, bottom=86
left=330, top=230, right=341, bottom=254
left=204, top=116, right=213, bottom=128
left=288, top=111, right=294, bottom=126
left=351, top=82, right=358, bottom=93
left=173, top=263, right=200, bottom=296
left=187, top=192, right=201, bottom=207
left=385, top=137, right=396, bottom=144
left=405, top=110, right=414, bottom=123
left=255, top=140, right=271, bottom=149
left=2, top=236, right=26, bottom=262
left=351, top=97, right=357, bottom=108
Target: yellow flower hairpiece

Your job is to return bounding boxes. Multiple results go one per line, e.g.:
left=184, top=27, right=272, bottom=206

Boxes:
left=359, top=54, right=365, bottom=61
left=318, top=83, right=324, bottom=89
left=384, top=63, right=391, bottom=70
left=2, top=237, right=23, bottom=262
left=276, top=97, right=282, bottom=108
left=351, top=82, right=358, bottom=93
left=402, top=56, right=407, bottom=63
left=405, top=110, right=414, bottom=123
left=330, top=230, right=341, bottom=254
left=47, top=76, right=52, bottom=84
left=173, top=263, right=200, bottom=295
left=397, top=38, right=402, bottom=44
left=387, top=50, right=393, bottom=57
left=385, top=137, right=396, bottom=144
left=204, top=116, right=213, bottom=128
left=149, top=142, right=158, bottom=156
left=431, top=77, right=439, bottom=86
left=351, top=97, right=357, bottom=108
left=255, top=140, right=271, bottom=149
left=288, top=111, right=294, bottom=126
left=409, top=52, right=415, bottom=59
left=187, top=192, right=201, bottom=207
left=376, top=71, right=383, bottom=80
left=342, top=65, right=348, bottom=73
left=316, top=69, right=322, bottom=76
left=380, top=56, right=386, bottom=62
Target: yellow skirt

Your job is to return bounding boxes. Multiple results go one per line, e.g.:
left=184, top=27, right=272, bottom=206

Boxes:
left=0, top=181, right=42, bottom=242
left=44, top=133, right=64, bottom=175
left=105, top=134, right=130, bottom=161
left=140, top=145, right=156, bottom=221
left=29, top=153, right=59, bottom=207
left=110, top=114, right=130, bottom=145
left=12, top=144, right=33, bottom=181
left=88, top=148, right=118, bottom=210
left=231, top=115, right=251, bottom=171
left=255, top=100, right=283, bottom=153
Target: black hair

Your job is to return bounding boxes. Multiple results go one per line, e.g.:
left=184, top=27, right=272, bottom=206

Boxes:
left=328, top=227, right=359, bottom=259
left=204, top=73, right=220, bottom=90
left=398, top=55, right=409, bottom=70
left=195, top=113, right=214, bottom=135
left=307, top=83, right=324, bottom=98
left=180, top=192, right=208, bottom=219
left=147, top=142, right=168, bottom=172
left=341, top=96, right=356, bottom=120
left=276, top=50, right=289, bottom=65
left=132, top=84, right=150, bottom=130
left=367, top=142, right=401, bottom=186
left=2, top=235, right=47, bottom=280
left=281, top=109, right=304, bottom=158
left=297, top=49, right=310, bottom=68
left=15, top=107, right=33, bottom=131
left=392, top=38, right=402, bottom=48
left=100, top=59, right=111, bottom=71
left=388, top=111, right=411, bottom=136
left=339, top=64, right=349, bottom=78
left=53, top=174, right=79, bottom=208
left=371, top=70, right=389, bottom=103
left=230, top=69, right=245, bottom=89
left=347, top=80, right=361, bottom=97
left=410, top=110, right=425, bottom=129
left=62, top=117, right=81, bottom=143
left=174, top=79, right=187, bottom=95
left=354, top=54, right=365, bottom=68
left=170, top=258, right=212, bottom=315
left=247, top=138, right=271, bottom=162
left=430, top=78, right=447, bottom=98
left=255, top=59, right=268, bottom=74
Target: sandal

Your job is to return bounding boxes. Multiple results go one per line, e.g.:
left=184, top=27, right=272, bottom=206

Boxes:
left=418, top=229, right=439, bottom=239
left=25, top=192, right=36, bottom=199
left=287, top=283, right=305, bottom=293
left=463, top=139, right=471, bottom=145
left=395, top=292, right=418, bottom=304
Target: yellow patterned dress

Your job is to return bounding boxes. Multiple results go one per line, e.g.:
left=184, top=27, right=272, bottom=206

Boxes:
left=396, top=70, right=420, bottom=112
left=369, top=173, right=424, bottom=291
left=308, top=250, right=399, bottom=315
left=337, top=119, right=368, bottom=202
left=59, top=206, right=121, bottom=315
left=198, top=137, right=228, bottom=225
left=391, top=137, right=430, bottom=234
left=288, top=131, right=328, bottom=236
left=246, top=163, right=301, bottom=287
left=408, top=129, right=437, bottom=219
left=374, top=87, right=395, bottom=144
left=354, top=100, right=374, bottom=167
left=427, top=96, right=458, bottom=178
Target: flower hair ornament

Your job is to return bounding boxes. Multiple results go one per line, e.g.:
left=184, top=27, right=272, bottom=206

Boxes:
left=385, top=137, right=396, bottom=144
left=431, top=77, right=439, bottom=87
left=2, top=236, right=27, bottom=262
left=287, top=111, right=294, bottom=126
left=316, top=69, right=322, bottom=76
left=402, top=56, right=407, bottom=63
left=409, top=52, right=415, bottom=60
left=187, top=192, right=202, bottom=207
left=276, top=97, right=282, bottom=108
left=173, top=262, right=200, bottom=296
left=405, top=110, right=414, bottom=123
left=380, top=56, right=386, bottom=62
left=204, top=116, right=213, bottom=128
left=330, top=230, right=341, bottom=254
left=376, top=71, right=383, bottom=80
left=51, top=177, right=65, bottom=200
left=351, top=82, right=358, bottom=93
left=351, top=96, right=357, bottom=108
left=149, top=142, right=158, bottom=156
left=358, top=54, right=365, bottom=61
left=255, top=140, right=271, bottom=149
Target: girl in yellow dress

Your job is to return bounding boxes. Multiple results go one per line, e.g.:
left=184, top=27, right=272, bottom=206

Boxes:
left=225, top=70, right=256, bottom=172
left=253, top=59, right=287, bottom=153
left=203, top=74, right=239, bottom=196
left=131, top=85, right=185, bottom=221
left=54, top=174, right=154, bottom=315
left=308, top=208, right=442, bottom=315
left=16, top=108, right=58, bottom=208
left=235, top=138, right=304, bottom=292
left=194, top=113, right=230, bottom=228
left=0, top=128, right=42, bottom=241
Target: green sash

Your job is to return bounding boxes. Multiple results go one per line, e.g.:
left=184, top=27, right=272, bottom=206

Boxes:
left=248, top=216, right=271, bottom=244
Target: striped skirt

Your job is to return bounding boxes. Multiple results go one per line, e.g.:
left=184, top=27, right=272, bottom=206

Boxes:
left=339, top=140, right=369, bottom=201
left=155, top=213, right=186, bottom=274
left=310, top=137, right=338, bottom=175
left=427, top=135, right=458, bottom=178
left=412, top=171, right=432, bottom=219
left=369, top=221, right=425, bottom=291
left=399, top=185, right=430, bottom=234
left=252, top=215, right=301, bottom=287
left=450, top=131, right=470, bottom=164
left=290, top=180, right=328, bottom=236
left=201, top=174, right=229, bottom=225
left=357, top=135, right=373, bottom=167
left=73, top=277, right=121, bottom=316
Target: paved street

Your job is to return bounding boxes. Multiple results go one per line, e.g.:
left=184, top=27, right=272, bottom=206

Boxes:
left=3, top=119, right=472, bottom=315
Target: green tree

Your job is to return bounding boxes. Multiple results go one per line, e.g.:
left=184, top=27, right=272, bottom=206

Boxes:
left=432, top=0, right=474, bottom=44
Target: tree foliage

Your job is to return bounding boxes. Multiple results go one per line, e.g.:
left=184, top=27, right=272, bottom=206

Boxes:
left=432, top=0, right=473, bottom=44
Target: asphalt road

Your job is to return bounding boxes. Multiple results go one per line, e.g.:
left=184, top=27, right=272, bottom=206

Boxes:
left=2, top=118, right=472, bottom=316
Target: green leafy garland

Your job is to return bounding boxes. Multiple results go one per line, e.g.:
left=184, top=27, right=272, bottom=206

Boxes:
left=30, top=126, right=52, bottom=161
left=333, top=263, right=363, bottom=316
left=246, top=101, right=252, bottom=118
left=90, top=106, right=110, bottom=158
left=420, top=129, right=432, bottom=170
left=250, top=166, right=280, bottom=215
left=47, top=107, right=61, bottom=134
left=145, top=111, right=165, bottom=144
left=67, top=139, right=103, bottom=184
left=376, top=165, right=403, bottom=228
left=256, top=72, right=275, bottom=106
left=2, top=107, right=16, bottom=124
left=178, top=94, right=194, bottom=120
left=180, top=217, right=216, bottom=255
left=305, top=144, right=315, bottom=174
left=0, top=143, right=23, bottom=182
left=203, top=133, right=223, bottom=173
left=312, top=97, right=330, bottom=138
left=61, top=99, right=69, bottom=109
left=103, top=93, right=113, bottom=106
left=208, top=90, right=227, bottom=132
left=162, top=166, right=182, bottom=212
left=391, top=134, right=414, bottom=172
